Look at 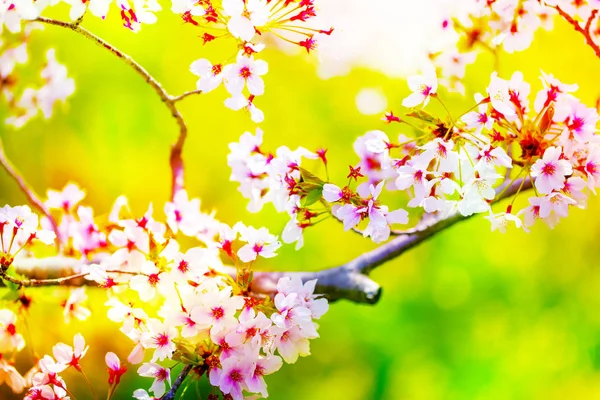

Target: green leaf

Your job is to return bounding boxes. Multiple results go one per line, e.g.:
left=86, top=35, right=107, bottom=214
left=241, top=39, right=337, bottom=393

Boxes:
left=406, top=110, right=441, bottom=124
left=1, top=278, right=18, bottom=293
left=299, top=167, right=324, bottom=185
left=296, top=182, right=322, bottom=192
left=302, top=187, right=323, bottom=207
left=1, top=290, right=19, bottom=302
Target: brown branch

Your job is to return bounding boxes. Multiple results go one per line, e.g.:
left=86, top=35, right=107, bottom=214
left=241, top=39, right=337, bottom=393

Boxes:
left=0, top=270, right=88, bottom=287
left=9, top=179, right=532, bottom=304
left=35, top=17, right=197, bottom=199
left=0, top=137, right=60, bottom=245
left=171, top=90, right=203, bottom=103
left=553, top=5, right=600, bottom=58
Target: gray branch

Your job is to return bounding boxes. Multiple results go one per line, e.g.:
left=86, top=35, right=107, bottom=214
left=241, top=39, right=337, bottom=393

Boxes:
left=251, top=178, right=532, bottom=304
left=9, top=179, right=531, bottom=305
left=161, top=364, right=193, bottom=400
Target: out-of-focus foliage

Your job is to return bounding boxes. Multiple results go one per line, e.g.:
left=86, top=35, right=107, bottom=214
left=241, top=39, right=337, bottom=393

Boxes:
left=1, top=5, right=600, bottom=400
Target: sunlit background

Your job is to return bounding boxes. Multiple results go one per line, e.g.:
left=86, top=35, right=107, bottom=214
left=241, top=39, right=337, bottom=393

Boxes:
left=2, top=1, right=600, bottom=399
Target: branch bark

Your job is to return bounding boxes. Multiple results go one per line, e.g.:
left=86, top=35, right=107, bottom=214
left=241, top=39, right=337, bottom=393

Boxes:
left=35, top=17, right=197, bottom=199
left=553, top=6, right=600, bottom=58
left=9, top=179, right=532, bottom=305
left=160, top=364, right=193, bottom=400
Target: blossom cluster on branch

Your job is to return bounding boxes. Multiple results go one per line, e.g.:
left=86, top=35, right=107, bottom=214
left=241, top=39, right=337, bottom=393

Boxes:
left=1, top=22, right=74, bottom=128
left=430, top=0, right=600, bottom=93
left=1, top=186, right=328, bottom=399
left=1, top=0, right=332, bottom=126
left=228, top=67, right=600, bottom=245
left=1, top=0, right=600, bottom=399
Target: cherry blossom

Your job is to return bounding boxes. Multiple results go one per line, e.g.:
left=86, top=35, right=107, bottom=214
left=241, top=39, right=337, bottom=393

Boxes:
left=485, top=211, right=523, bottom=233
left=237, top=225, right=281, bottom=262
left=487, top=72, right=516, bottom=116
left=215, top=354, right=253, bottom=400
left=141, top=320, right=178, bottom=362
left=530, top=146, right=573, bottom=194
left=190, top=59, right=224, bottom=93
left=402, top=64, right=437, bottom=108
left=0, top=356, right=25, bottom=393
left=46, top=183, right=85, bottom=212
left=245, top=354, right=282, bottom=397
left=223, top=53, right=269, bottom=97
left=190, top=287, right=244, bottom=330
left=5, top=2, right=600, bottom=400
left=52, top=333, right=88, bottom=371
left=224, top=94, right=265, bottom=123
left=106, top=352, right=127, bottom=385
left=0, top=309, right=25, bottom=353
left=137, top=362, right=171, bottom=397
left=222, top=0, right=269, bottom=42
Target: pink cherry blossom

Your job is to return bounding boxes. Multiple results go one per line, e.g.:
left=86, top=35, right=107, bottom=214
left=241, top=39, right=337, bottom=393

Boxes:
left=530, top=146, right=573, bottom=194
left=137, top=363, right=170, bottom=397
left=190, top=59, right=224, bottom=93
left=215, top=355, right=253, bottom=400
left=46, top=183, right=85, bottom=212
left=0, top=356, right=25, bottom=394
left=402, top=64, right=437, bottom=107
left=105, top=352, right=127, bottom=385
left=62, top=288, right=91, bottom=323
left=237, top=225, right=281, bottom=262
left=222, top=0, right=269, bottom=42
left=223, top=54, right=268, bottom=96
left=190, top=287, right=244, bottom=330
left=0, top=309, right=25, bottom=353
left=52, top=333, right=88, bottom=371
left=485, top=211, right=523, bottom=233
left=487, top=72, right=515, bottom=116
left=245, top=355, right=283, bottom=398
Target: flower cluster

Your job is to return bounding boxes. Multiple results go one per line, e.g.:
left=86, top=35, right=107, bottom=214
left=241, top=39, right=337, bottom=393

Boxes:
left=2, top=0, right=333, bottom=128
left=429, top=1, right=600, bottom=94
left=0, top=205, right=56, bottom=269
left=228, top=66, right=600, bottom=242
left=1, top=0, right=161, bottom=33
left=25, top=333, right=89, bottom=399
left=229, top=128, right=346, bottom=248
left=0, top=183, right=327, bottom=399
left=185, top=0, right=333, bottom=122
left=372, top=68, right=600, bottom=232
left=1, top=21, right=74, bottom=129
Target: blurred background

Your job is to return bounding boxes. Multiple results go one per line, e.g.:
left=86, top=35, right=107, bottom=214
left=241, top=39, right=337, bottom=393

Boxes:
left=2, top=1, right=600, bottom=399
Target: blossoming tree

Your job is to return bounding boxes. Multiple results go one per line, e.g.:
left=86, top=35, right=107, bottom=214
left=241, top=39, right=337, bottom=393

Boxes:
left=1, top=0, right=600, bottom=399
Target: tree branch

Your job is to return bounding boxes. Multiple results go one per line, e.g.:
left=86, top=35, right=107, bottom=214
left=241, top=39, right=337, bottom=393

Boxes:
left=0, top=270, right=88, bottom=287
left=0, top=137, right=60, bottom=245
left=252, top=178, right=532, bottom=304
left=35, top=17, right=197, bottom=199
left=171, top=90, right=203, bottom=103
left=160, top=364, right=193, bottom=400
left=9, top=179, right=532, bottom=304
left=553, top=6, right=600, bottom=58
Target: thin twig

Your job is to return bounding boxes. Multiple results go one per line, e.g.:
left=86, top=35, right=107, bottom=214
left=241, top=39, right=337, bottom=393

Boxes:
left=171, top=89, right=203, bottom=103
left=0, top=137, right=60, bottom=245
left=161, top=364, right=193, bottom=400
left=0, top=271, right=88, bottom=287
left=0, top=267, right=142, bottom=288
left=36, top=17, right=194, bottom=199
left=553, top=6, right=600, bottom=58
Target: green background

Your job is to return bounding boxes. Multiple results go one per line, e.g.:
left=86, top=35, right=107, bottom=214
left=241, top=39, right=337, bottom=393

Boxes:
left=1, top=5, right=600, bottom=399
